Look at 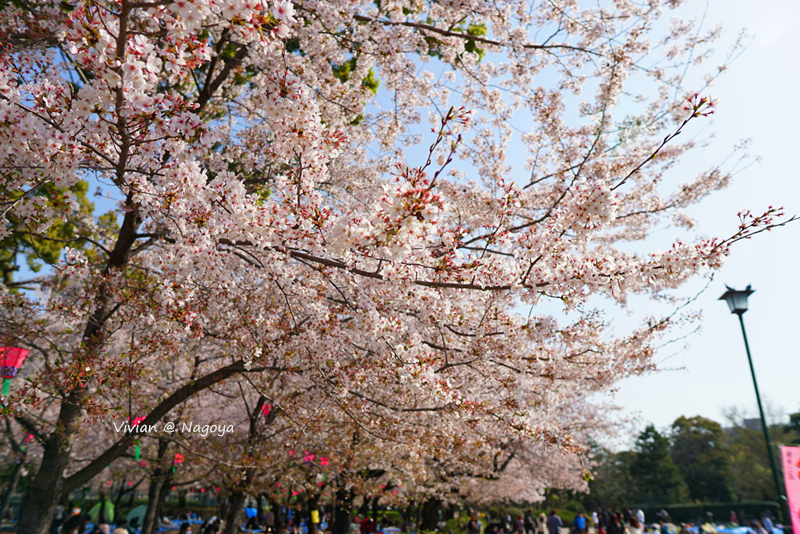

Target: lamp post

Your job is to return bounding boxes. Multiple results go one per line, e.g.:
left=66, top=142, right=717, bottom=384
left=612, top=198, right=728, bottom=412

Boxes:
left=719, top=285, right=790, bottom=524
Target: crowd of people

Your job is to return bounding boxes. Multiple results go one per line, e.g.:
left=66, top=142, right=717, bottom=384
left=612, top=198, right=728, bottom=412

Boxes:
left=460, top=508, right=785, bottom=534
left=45, top=497, right=786, bottom=534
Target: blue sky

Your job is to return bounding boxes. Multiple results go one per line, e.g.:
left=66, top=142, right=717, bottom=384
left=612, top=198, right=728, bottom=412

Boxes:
left=607, top=0, right=800, bottom=436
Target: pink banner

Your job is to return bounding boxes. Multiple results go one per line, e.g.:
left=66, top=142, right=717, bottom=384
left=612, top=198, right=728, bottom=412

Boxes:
left=781, top=446, right=800, bottom=534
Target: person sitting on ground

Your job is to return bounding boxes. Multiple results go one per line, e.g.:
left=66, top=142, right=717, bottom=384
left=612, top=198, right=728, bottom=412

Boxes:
left=112, top=519, right=129, bottom=534
left=761, top=514, right=774, bottom=534
left=245, top=515, right=261, bottom=531
left=62, top=514, right=87, bottom=534
left=204, top=519, right=221, bottom=534
left=179, top=522, right=193, bottom=534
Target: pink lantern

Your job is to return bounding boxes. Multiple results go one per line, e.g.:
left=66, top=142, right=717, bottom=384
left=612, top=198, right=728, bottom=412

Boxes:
left=0, top=347, right=30, bottom=396
left=262, top=404, right=272, bottom=418
left=320, top=457, right=330, bottom=466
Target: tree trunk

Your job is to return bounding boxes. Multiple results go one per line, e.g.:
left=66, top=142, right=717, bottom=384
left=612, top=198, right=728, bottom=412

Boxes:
left=219, top=497, right=229, bottom=526
left=267, top=497, right=284, bottom=534
left=178, top=490, right=187, bottom=513
left=0, top=459, right=23, bottom=522
left=307, top=494, right=320, bottom=534
left=16, top=405, right=80, bottom=534
left=331, top=488, right=354, bottom=534
left=141, top=475, right=174, bottom=534
left=420, top=499, right=441, bottom=532
left=358, top=496, right=369, bottom=519
left=371, top=496, right=380, bottom=525
left=154, top=476, right=173, bottom=525
left=114, top=481, right=128, bottom=512
left=222, top=491, right=248, bottom=534
left=141, top=440, right=172, bottom=534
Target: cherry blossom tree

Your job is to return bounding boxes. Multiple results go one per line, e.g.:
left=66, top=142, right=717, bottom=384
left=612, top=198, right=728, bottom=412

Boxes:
left=0, top=0, right=791, bottom=531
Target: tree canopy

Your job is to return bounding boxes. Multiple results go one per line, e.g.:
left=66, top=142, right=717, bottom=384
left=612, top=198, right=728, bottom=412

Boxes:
left=0, top=0, right=789, bottom=531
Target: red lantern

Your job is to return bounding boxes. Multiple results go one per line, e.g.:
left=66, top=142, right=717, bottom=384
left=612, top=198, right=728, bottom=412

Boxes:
left=172, top=452, right=184, bottom=473
left=0, top=347, right=30, bottom=396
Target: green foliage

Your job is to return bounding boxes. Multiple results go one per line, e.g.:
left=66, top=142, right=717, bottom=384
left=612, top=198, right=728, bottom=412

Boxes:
left=332, top=57, right=380, bottom=95
left=424, top=21, right=487, bottom=62
left=670, top=416, right=734, bottom=503
left=629, top=425, right=689, bottom=504
left=723, top=412, right=800, bottom=502
left=463, top=23, right=487, bottom=61
left=0, top=180, right=94, bottom=286
left=361, top=68, right=380, bottom=95
left=583, top=411, right=800, bottom=510
left=286, top=37, right=302, bottom=54
left=440, top=517, right=467, bottom=534
left=585, top=448, right=639, bottom=509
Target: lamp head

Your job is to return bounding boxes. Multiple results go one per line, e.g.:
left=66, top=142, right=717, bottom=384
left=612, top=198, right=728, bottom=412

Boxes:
left=719, top=284, right=754, bottom=315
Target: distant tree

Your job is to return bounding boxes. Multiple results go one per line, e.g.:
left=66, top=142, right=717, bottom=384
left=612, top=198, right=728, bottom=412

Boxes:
left=585, top=447, right=639, bottom=509
left=670, top=416, right=733, bottom=502
left=630, top=425, right=688, bottom=504
left=723, top=406, right=800, bottom=502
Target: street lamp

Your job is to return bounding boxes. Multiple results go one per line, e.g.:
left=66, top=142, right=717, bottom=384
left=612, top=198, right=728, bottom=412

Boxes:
left=719, top=285, right=790, bottom=525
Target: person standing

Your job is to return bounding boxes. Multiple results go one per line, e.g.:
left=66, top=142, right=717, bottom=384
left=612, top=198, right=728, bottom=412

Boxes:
left=525, top=511, right=536, bottom=534
left=502, top=513, right=513, bottom=534
left=607, top=514, right=624, bottom=534
left=463, top=511, right=483, bottom=534
left=538, top=514, right=547, bottom=534
left=572, top=513, right=586, bottom=534
left=600, top=510, right=611, bottom=534
left=635, top=511, right=644, bottom=529
left=547, top=511, right=563, bottom=534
